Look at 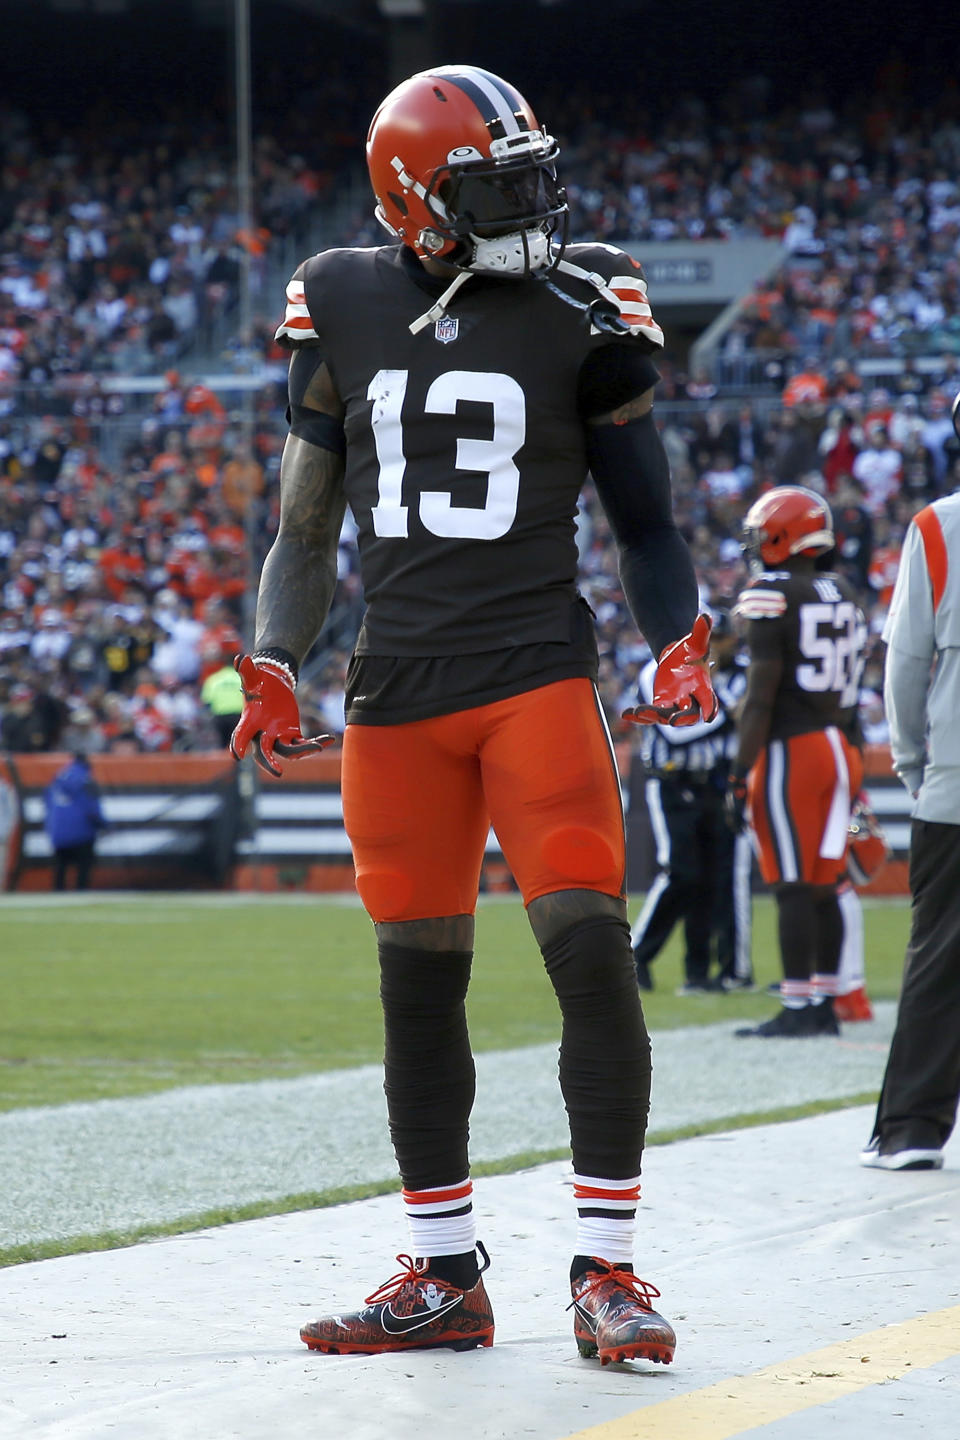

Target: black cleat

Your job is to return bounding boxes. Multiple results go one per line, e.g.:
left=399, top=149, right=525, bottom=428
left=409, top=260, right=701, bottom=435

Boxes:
left=735, top=1002, right=839, bottom=1038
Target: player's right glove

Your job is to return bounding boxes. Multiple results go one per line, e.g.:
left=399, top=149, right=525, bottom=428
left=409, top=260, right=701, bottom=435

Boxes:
left=623, top=614, right=719, bottom=728
left=724, top=767, right=749, bottom=833
left=229, top=653, right=333, bottom=778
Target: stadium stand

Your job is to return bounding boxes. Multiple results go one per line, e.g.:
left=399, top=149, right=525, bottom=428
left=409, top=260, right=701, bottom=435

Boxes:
left=1, top=70, right=959, bottom=844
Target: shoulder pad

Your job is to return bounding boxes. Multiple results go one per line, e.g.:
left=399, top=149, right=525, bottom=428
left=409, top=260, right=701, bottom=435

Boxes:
left=555, top=244, right=663, bottom=348
left=275, top=258, right=318, bottom=346
left=274, top=250, right=335, bottom=348
left=735, top=588, right=787, bottom=620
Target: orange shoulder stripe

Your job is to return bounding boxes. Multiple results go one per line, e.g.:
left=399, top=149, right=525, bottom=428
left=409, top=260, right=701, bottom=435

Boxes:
left=914, top=505, right=948, bottom=613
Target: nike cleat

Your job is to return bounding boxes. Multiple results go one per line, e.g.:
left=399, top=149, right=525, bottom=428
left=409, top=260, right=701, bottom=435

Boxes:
left=300, top=1245, right=494, bottom=1355
left=570, top=1259, right=676, bottom=1366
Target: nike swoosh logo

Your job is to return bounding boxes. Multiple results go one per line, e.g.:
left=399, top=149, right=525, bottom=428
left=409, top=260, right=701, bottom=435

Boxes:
left=379, top=1294, right=463, bottom=1335
left=572, top=1301, right=599, bottom=1335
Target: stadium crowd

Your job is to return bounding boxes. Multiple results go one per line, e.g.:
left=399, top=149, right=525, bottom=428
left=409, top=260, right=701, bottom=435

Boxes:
left=2, top=75, right=960, bottom=755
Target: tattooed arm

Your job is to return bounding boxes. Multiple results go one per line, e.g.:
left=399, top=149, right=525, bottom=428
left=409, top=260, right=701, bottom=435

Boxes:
left=254, top=356, right=347, bottom=664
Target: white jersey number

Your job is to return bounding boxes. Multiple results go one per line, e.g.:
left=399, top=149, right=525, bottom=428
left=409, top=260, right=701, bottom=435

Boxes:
left=367, top=368, right=524, bottom=541
left=797, top=600, right=864, bottom=706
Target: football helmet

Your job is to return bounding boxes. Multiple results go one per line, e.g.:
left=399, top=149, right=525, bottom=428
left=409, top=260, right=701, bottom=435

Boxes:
left=366, top=65, right=567, bottom=277
left=742, top=486, right=835, bottom=569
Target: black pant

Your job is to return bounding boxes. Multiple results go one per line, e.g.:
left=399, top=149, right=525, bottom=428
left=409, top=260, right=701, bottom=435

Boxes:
left=872, top=819, right=960, bottom=1146
left=632, top=776, right=751, bottom=986
left=54, top=841, right=95, bottom=891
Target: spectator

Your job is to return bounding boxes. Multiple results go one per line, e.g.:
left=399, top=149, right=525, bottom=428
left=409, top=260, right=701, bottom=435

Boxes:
left=201, top=659, right=244, bottom=746
left=852, top=425, right=903, bottom=516
left=1, top=681, right=63, bottom=751
left=43, top=751, right=105, bottom=890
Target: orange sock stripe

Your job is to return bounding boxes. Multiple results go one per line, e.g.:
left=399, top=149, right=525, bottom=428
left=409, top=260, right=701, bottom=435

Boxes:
left=402, top=1181, right=473, bottom=1207
left=573, top=1183, right=642, bottom=1203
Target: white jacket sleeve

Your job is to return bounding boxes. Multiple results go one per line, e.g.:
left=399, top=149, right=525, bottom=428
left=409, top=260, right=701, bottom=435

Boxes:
left=882, top=522, right=934, bottom=795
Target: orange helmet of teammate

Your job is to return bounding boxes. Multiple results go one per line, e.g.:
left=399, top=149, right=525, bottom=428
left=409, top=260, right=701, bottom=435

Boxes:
left=366, top=65, right=567, bottom=276
left=742, top=486, right=835, bottom=569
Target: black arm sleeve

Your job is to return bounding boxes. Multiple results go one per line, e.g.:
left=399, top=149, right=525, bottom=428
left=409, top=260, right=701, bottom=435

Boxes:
left=586, top=412, right=699, bottom=658
left=286, top=346, right=346, bottom=454
left=577, top=343, right=662, bottom=419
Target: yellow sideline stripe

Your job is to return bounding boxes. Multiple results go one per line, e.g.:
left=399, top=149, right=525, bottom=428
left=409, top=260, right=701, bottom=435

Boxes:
left=564, top=1304, right=960, bottom=1440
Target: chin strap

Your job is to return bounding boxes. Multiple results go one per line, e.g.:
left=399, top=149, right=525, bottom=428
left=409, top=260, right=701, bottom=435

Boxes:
left=408, top=269, right=475, bottom=335
left=407, top=241, right=626, bottom=338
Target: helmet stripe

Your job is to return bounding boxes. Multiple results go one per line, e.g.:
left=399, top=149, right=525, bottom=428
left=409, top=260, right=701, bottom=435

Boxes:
left=441, top=68, right=524, bottom=136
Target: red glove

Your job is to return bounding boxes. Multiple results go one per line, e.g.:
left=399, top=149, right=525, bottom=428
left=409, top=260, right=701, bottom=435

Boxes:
left=623, top=614, right=719, bottom=728
left=229, top=654, right=333, bottom=777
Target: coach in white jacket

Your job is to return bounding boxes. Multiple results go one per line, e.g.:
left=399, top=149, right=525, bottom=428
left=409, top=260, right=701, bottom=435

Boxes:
left=861, top=396, right=960, bottom=1170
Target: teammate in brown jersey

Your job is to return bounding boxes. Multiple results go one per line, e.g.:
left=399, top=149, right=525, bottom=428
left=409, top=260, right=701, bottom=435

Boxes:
left=229, top=65, right=718, bottom=1364
left=727, top=486, right=867, bottom=1038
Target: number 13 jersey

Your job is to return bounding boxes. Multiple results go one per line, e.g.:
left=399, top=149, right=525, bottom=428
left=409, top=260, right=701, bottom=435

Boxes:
left=735, top=569, right=868, bottom=740
left=276, top=241, right=662, bottom=658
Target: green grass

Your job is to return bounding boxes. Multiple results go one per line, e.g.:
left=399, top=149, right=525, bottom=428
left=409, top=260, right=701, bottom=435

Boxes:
left=0, top=893, right=909, bottom=1113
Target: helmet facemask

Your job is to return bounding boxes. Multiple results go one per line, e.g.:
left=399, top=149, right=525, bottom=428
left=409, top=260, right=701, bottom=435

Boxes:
left=421, top=137, right=567, bottom=276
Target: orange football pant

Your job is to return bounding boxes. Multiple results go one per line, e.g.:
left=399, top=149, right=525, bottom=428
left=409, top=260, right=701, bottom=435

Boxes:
left=340, top=678, right=626, bottom=922
left=748, top=728, right=864, bottom=887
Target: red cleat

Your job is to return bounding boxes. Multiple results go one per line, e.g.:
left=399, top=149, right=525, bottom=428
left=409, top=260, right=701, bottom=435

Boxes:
left=570, top=1259, right=676, bottom=1366
left=833, top=987, right=874, bottom=1022
left=300, top=1248, right=494, bottom=1355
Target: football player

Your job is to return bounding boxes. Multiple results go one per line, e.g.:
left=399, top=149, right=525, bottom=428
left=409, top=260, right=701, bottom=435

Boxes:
left=727, top=486, right=867, bottom=1037
left=230, top=65, right=717, bottom=1364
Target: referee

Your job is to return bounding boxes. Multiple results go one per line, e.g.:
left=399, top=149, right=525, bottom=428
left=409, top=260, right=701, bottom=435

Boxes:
left=630, top=611, right=754, bottom=993
left=861, top=394, right=960, bottom=1171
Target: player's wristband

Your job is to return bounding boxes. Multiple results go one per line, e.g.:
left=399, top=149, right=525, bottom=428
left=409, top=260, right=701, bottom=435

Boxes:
left=251, top=648, right=300, bottom=687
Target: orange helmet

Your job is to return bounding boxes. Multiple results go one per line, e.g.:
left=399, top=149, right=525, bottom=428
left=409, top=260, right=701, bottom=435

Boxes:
left=366, top=65, right=567, bottom=275
left=742, top=486, right=835, bottom=569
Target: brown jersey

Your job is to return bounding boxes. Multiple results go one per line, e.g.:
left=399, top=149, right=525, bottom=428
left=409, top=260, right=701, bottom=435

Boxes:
left=735, top=569, right=867, bottom=741
left=275, top=240, right=661, bottom=661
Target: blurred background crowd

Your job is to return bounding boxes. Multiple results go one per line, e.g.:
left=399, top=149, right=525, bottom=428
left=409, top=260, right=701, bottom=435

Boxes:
left=1, top=0, right=959, bottom=757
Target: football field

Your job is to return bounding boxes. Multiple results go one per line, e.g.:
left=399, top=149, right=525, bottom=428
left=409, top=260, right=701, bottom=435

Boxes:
left=6, top=891, right=960, bottom=1440
left=2, top=891, right=911, bottom=1265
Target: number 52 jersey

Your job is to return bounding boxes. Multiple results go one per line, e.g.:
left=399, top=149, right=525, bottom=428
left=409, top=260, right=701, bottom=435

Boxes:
left=275, top=240, right=662, bottom=658
left=735, top=569, right=868, bottom=740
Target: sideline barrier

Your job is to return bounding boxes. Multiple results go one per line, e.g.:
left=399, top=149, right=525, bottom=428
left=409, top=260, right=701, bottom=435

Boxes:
left=0, top=743, right=907, bottom=895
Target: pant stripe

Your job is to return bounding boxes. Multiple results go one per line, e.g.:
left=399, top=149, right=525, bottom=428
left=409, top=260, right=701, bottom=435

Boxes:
left=767, top=740, right=799, bottom=882
left=821, top=726, right=852, bottom=860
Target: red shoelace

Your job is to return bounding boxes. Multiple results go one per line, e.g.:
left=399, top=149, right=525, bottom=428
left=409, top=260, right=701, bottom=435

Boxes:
left=570, top=1261, right=662, bottom=1312
left=363, top=1255, right=429, bottom=1306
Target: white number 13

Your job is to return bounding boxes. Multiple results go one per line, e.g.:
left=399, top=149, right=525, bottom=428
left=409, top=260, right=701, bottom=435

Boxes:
left=367, top=368, right=524, bottom=541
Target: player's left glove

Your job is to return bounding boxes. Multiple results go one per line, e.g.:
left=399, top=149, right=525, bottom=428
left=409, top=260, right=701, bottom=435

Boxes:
left=229, top=653, right=333, bottom=778
left=623, top=614, right=719, bottom=728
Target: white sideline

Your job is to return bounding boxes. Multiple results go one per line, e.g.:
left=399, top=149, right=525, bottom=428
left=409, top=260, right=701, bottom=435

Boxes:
left=1, top=1009, right=898, bottom=1250
left=2, top=1105, right=959, bottom=1440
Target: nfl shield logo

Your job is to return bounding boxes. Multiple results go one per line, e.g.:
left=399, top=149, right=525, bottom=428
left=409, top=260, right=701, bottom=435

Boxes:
left=435, top=316, right=459, bottom=344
